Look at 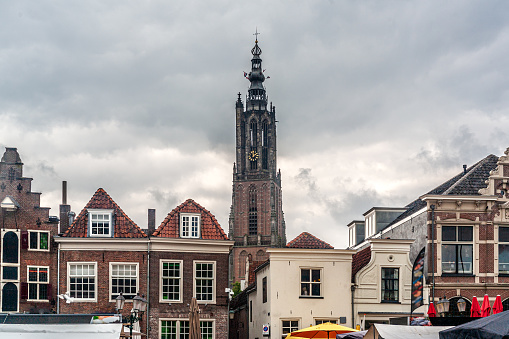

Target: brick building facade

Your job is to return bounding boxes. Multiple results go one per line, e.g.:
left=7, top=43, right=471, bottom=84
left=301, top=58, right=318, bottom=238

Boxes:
left=422, top=147, right=509, bottom=312
left=229, top=38, right=286, bottom=286
left=0, top=147, right=59, bottom=313
left=55, top=190, right=233, bottom=339
left=150, top=199, right=233, bottom=339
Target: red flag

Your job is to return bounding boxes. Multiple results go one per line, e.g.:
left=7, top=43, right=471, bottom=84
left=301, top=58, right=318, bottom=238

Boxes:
left=493, top=295, right=503, bottom=314
left=427, top=302, right=436, bottom=318
left=481, top=294, right=491, bottom=317
left=471, top=296, right=481, bottom=317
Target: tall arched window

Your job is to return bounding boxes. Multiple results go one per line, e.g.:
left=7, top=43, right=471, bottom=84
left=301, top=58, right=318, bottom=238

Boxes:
left=2, top=282, right=18, bottom=312
left=249, top=186, right=257, bottom=235
left=239, top=251, right=248, bottom=278
left=249, top=121, right=257, bottom=148
left=249, top=121, right=258, bottom=170
left=262, top=120, right=268, bottom=169
left=3, top=231, right=19, bottom=264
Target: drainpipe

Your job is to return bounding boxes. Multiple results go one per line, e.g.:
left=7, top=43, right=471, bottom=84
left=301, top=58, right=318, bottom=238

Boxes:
left=430, top=204, right=435, bottom=304
left=351, top=284, right=355, bottom=329
left=57, top=242, right=60, bottom=314
left=146, top=241, right=151, bottom=337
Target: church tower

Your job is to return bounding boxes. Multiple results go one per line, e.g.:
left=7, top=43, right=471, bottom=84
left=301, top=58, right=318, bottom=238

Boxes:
left=229, top=36, right=286, bottom=285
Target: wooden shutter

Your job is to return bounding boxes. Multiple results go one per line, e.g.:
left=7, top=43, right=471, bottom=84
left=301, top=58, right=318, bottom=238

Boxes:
left=47, top=283, right=53, bottom=300
left=21, top=231, right=29, bottom=249
left=20, top=282, right=28, bottom=300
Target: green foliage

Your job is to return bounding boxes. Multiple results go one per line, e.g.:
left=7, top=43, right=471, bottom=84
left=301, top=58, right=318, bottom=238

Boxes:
left=232, top=282, right=241, bottom=297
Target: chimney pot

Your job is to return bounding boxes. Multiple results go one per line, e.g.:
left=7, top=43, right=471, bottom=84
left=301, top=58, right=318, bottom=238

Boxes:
left=148, top=209, right=156, bottom=234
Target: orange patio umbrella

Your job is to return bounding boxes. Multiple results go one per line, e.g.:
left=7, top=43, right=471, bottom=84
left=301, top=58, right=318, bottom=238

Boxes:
left=286, top=322, right=357, bottom=339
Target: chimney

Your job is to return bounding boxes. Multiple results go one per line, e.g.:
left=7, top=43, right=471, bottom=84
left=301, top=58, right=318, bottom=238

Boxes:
left=59, top=181, right=71, bottom=234
left=148, top=209, right=156, bottom=235
left=463, top=164, right=467, bottom=175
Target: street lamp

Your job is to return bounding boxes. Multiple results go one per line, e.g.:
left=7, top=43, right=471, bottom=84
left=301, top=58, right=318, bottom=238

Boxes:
left=457, top=298, right=467, bottom=314
left=436, top=296, right=450, bottom=317
left=115, top=292, right=148, bottom=338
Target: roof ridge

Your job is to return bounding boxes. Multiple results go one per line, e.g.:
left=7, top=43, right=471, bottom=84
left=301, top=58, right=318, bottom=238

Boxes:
left=443, top=155, right=494, bottom=195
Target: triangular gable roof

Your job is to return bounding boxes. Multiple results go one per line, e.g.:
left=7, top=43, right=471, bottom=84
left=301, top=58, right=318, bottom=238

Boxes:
left=286, top=232, right=334, bottom=249
left=62, top=188, right=147, bottom=238
left=152, top=199, right=228, bottom=240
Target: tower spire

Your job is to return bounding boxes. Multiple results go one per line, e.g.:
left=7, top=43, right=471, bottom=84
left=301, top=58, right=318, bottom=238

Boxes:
left=246, top=31, right=267, bottom=111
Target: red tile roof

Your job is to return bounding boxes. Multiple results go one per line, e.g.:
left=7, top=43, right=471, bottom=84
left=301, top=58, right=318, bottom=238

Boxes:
left=63, top=188, right=147, bottom=238
left=248, top=260, right=266, bottom=286
left=351, top=246, right=371, bottom=283
left=286, top=232, right=334, bottom=249
left=152, top=199, right=228, bottom=240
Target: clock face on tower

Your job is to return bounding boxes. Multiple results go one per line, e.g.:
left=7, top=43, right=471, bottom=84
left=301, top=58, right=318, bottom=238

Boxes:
left=248, top=150, right=259, bottom=161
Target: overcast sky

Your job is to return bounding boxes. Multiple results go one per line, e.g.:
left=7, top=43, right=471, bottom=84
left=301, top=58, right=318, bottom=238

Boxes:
left=2, top=1, right=509, bottom=248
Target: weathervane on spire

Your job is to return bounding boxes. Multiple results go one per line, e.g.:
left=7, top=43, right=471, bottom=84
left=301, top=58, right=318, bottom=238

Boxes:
left=253, top=28, right=260, bottom=43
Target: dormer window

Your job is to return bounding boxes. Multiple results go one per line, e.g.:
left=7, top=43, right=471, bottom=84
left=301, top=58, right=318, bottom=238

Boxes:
left=180, top=213, right=200, bottom=238
left=88, top=209, right=114, bottom=237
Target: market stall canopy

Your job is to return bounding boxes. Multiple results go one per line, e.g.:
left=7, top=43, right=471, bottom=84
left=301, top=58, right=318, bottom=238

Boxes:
left=439, top=310, right=509, bottom=339
left=287, top=322, right=357, bottom=338
left=336, top=330, right=367, bottom=339
left=364, top=324, right=451, bottom=339
left=0, top=323, right=123, bottom=339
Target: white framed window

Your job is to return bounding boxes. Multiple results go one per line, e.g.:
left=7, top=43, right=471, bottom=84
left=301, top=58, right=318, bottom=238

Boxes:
left=28, top=231, right=50, bottom=251
left=199, top=320, right=214, bottom=339
left=27, top=266, right=49, bottom=301
left=180, top=213, right=200, bottom=238
left=160, top=260, right=182, bottom=302
left=88, top=209, right=114, bottom=237
left=499, top=227, right=509, bottom=274
left=160, top=319, right=214, bottom=339
left=315, top=319, right=337, bottom=325
left=68, top=262, right=96, bottom=301
left=194, top=261, right=215, bottom=303
left=300, top=268, right=322, bottom=297
left=281, top=319, right=299, bottom=339
left=110, top=263, right=138, bottom=301
left=441, top=226, right=473, bottom=274
left=381, top=268, right=399, bottom=302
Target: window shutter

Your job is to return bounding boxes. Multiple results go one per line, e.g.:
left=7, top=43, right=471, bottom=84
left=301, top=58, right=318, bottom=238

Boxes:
left=47, top=284, right=53, bottom=300
left=21, top=231, right=29, bottom=249
left=20, top=282, right=28, bottom=300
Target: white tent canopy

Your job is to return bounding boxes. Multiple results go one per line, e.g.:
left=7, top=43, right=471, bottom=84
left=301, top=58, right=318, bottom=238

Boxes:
left=364, top=324, right=452, bottom=339
left=0, top=323, right=123, bottom=339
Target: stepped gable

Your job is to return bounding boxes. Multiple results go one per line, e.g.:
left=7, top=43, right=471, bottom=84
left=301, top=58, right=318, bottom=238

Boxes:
left=62, top=188, right=147, bottom=238
left=386, top=154, right=499, bottom=228
left=351, top=246, right=371, bottom=283
left=152, top=199, right=227, bottom=240
left=286, top=232, right=334, bottom=249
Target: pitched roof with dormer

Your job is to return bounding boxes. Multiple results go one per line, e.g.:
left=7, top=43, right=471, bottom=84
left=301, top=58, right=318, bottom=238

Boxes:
left=385, top=154, right=499, bottom=229
left=286, top=232, right=334, bottom=249
left=62, top=188, right=147, bottom=238
left=152, top=199, right=228, bottom=240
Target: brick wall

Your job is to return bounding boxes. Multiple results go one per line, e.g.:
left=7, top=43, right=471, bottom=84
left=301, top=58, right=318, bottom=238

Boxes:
left=149, top=251, right=230, bottom=339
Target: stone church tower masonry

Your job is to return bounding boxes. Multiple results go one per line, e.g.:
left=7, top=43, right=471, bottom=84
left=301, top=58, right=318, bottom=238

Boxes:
left=229, top=37, right=286, bottom=285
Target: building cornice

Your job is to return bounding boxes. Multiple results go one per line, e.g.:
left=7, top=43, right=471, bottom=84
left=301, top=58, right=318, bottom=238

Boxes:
left=54, top=237, right=149, bottom=251
left=421, top=194, right=499, bottom=202
left=150, top=237, right=234, bottom=253
left=55, top=236, right=234, bottom=253
left=267, top=248, right=355, bottom=261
